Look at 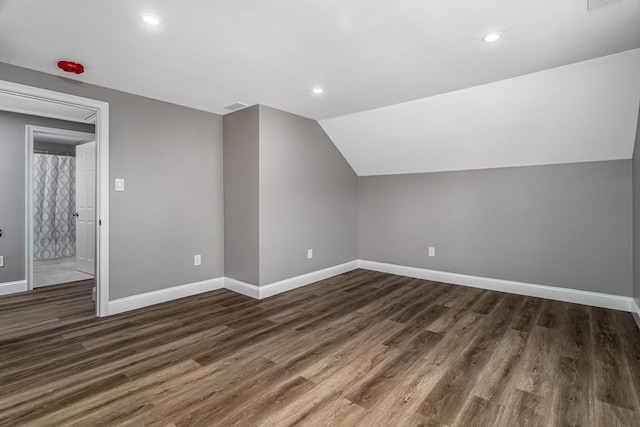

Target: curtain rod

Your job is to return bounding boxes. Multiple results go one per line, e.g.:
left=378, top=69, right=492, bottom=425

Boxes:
left=33, top=150, right=75, bottom=157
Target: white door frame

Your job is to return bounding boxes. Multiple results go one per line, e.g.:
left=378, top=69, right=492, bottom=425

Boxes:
left=26, top=126, right=96, bottom=287
left=1, top=80, right=110, bottom=317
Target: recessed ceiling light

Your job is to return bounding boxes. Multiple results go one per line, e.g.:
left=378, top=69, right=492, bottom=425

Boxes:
left=140, top=14, right=161, bottom=26
left=483, top=33, right=502, bottom=43
left=312, top=87, right=323, bottom=95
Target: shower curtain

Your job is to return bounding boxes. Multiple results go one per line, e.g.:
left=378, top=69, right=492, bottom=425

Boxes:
left=33, top=153, right=76, bottom=260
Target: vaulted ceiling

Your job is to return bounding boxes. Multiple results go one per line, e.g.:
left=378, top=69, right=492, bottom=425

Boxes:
left=321, top=49, right=640, bottom=175
left=1, top=0, right=639, bottom=174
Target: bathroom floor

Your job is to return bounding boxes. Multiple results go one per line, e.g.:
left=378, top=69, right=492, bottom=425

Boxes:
left=33, top=257, right=94, bottom=288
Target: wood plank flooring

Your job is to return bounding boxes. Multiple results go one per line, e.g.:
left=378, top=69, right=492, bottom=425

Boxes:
left=1, top=270, right=639, bottom=426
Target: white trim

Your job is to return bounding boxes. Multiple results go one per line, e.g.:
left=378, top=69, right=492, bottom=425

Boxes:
left=99, top=262, right=360, bottom=316
left=25, top=126, right=34, bottom=292
left=25, top=126, right=96, bottom=292
left=30, top=126, right=95, bottom=142
left=258, top=261, right=359, bottom=299
left=96, top=103, right=110, bottom=318
left=224, top=277, right=260, bottom=299
left=107, top=277, right=224, bottom=316
left=86, top=257, right=636, bottom=318
left=632, top=299, right=640, bottom=330
left=224, top=260, right=359, bottom=300
left=1, top=80, right=110, bottom=317
left=358, top=260, right=633, bottom=312
left=0, top=280, right=27, bottom=295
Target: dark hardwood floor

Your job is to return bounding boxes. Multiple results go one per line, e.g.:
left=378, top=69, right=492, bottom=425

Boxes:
left=1, top=270, right=639, bottom=426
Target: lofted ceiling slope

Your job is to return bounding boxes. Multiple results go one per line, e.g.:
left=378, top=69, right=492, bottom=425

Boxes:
left=320, top=49, right=640, bottom=175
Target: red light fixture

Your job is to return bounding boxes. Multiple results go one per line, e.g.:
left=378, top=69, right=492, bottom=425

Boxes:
left=57, top=60, right=85, bottom=74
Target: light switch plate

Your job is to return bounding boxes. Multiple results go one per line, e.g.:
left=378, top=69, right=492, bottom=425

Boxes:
left=0, top=256, right=4, bottom=267
left=115, top=178, right=125, bottom=192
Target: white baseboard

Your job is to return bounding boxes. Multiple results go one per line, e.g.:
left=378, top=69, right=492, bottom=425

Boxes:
left=107, top=277, right=224, bottom=316
left=0, top=280, right=27, bottom=295
left=46, top=257, right=637, bottom=320
left=632, top=299, right=640, bottom=330
left=358, top=260, right=633, bottom=313
left=225, top=260, right=359, bottom=300
left=104, top=261, right=358, bottom=316
left=259, top=261, right=359, bottom=299
left=224, top=277, right=260, bottom=299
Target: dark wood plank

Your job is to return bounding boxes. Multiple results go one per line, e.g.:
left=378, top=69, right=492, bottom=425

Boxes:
left=536, top=299, right=564, bottom=329
left=453, top=395, right=504, bottom=426
left=498, top=389, right=545, bottom=427
left=0, top=270, right=638, bottom=426
left=416, top=294, right=524, bottom=424
left=345, top=329, right=443, bottom=408
left=591, top=306, right=639, bottom=410
left=510, top=296, right=544, bottom=332
left=551, top=356, right=593, bottom=426
left=613, top=309, right=640, bottom=408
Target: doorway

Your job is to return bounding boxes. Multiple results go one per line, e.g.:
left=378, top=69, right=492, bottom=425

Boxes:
left=27, top=126, right=96, bottom=289
left=0, top=80, right=110, bottom=316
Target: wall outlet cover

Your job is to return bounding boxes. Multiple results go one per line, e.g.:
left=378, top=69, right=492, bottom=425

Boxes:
left=0, top=255, right=4, bottom=267
left=115, top=178, right=125, bottom=192
left=194, top=254, right=201, bottom=266
left=428, top=247, right=435, bottom=257
left=307, top=249, right=313, bottom=259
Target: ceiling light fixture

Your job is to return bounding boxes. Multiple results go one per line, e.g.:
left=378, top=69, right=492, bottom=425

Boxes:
left=312, top=87, right=323, bottom=95
left=483, top=33, right=502, bottom=43
left=140, top=14, right=161, bottom=26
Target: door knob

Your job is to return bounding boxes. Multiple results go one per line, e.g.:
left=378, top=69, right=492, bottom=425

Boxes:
left=73, top=212, right=79, bottom=217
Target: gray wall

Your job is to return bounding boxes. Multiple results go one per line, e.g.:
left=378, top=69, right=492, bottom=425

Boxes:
left=358, top=160, right=633, bottom=296
left=258, top=105, right=358, bottom=285
left=0, top=111, right=95, bottom=283
left=222, top=104, right=358, bottom=286
left=1, top=63, right=224, bottom=299
left=224, top=106, right=260, bottom=285
left=3, top=61, right=633, bottom=303
left=633, top=105, right=640, bottom=307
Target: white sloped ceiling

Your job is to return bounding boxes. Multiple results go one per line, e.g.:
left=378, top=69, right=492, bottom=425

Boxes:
left=320, top=49, right=640, bottom=176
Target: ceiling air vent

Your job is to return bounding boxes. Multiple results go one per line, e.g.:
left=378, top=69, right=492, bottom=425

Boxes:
left=587, top=0, right=621, bottom=10
left=223, top=102, right=249, bottom=111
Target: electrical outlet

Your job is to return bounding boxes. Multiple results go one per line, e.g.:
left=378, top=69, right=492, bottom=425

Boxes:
left=194, top=254, right=201, bottom=266
left=307, top=249, right=313, bottom=259
left=0, top=255, right=4, bottom=267
left=115, top=178, right=125, bottom=192
left=428, top=247, right=435, bottom=257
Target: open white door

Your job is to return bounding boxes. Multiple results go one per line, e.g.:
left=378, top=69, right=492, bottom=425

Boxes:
left=75, top=141, right=96, bottom=275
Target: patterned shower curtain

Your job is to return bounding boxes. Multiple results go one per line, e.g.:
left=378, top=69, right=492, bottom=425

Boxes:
left=33, top=153, right=76, bottom=260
